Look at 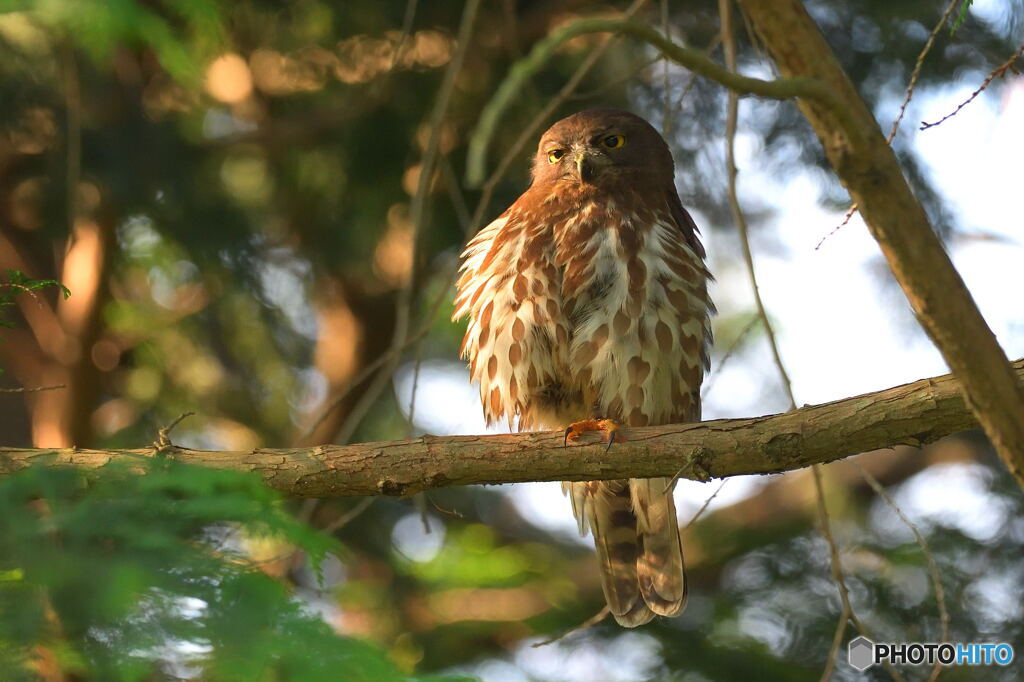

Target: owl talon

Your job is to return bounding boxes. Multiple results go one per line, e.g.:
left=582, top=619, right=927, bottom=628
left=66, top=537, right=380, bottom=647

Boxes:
left=563, top=418, right=622, bottom=450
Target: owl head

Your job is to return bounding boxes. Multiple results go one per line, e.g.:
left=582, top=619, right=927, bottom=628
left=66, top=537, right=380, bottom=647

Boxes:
left=530, top=109, right=675, bottom=188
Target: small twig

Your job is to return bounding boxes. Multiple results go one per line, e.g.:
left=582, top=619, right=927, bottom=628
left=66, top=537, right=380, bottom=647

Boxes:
left=814, top=201, right=859, bottom=251
left=265, top=498, right=376, bottom=571
left=887, top=0, right=961, bottom=144
left=298, top=0, right=480, bottom=537
left=568, top=56, right=661, bottom=101
left=819, top=0, right=959, bottom=248
left=821, top=605, right=851, bottom=682
left=531, top=606, right=610, bottom=647
left=2, top=282, right=45, bottom=306
left=0, top=384, right=66, bottom=394
left=684, top=479, right=728, bottom=529
left=414, top=490, right=432, bottom=534
left=920, top=43, right=1024, bottom=130
left=719, top=0, right=796, bottom=409
left=388, top=0, right=420, bottom=71
left=63, top=40, right=81, bottom=239
left=661, top=0, right=672, bottom=137
left=675, top=35, right=722, bottom=114
left=299, top=323, right=433, bottom=443
left=813, top=465, right=907, bottom=682
left=321, top=497, right=375, bottom=535
left=855, top=462, right=949, bottom=682
left=152, top=411, right=195, bottom=452
left=814, top=465, right=853, bottom=682
left=404, top=340, right=426, bottom=436
left=429, top=496, right=464, bottom=519
left=440, top=154, right=473, bottom=235
left=701, top=314, right=759, bottom=400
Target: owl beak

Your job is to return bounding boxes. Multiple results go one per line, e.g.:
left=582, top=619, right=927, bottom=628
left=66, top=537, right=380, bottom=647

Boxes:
left=575, top=152, right=598, bottom=184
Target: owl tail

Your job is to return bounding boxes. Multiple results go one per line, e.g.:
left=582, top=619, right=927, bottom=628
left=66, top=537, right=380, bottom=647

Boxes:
left=565, top=478, right=687, bottom=627
left=631, top=477, right=687, bottom=618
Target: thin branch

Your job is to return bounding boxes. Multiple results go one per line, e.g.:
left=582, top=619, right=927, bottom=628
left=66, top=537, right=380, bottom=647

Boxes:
left=152, top=411, right=195, bottom=452
left=531, top=606, right=609, bottom=647
left=814, top=201, right=859, bottom=251
left=920, top=43, right=1024, bottom=130
left=388, top=0, right=420, bottom=71
left=675, top=35, right=722, bottom=114
left=2, top=359, right=1019, bottom=497
left=299, top=321, right=433, bottom=443
left=683, top=479, right=728, bottom=529
left=813, top=463, right=850, bottom=682
left=812, top=465, right=906, bottom=682
left=820, top=597, right=850, bottom=682
left=726, top=7, right=956, bottom=668
left=466, top=17, right=854, bottom=186
left=403, top=334, right=427, bottom=437
left=817, top=0, right=959, bottom=248
left=0, top=384, right=66, bottom=394
left=440, top=154, right=473, bottom=234
left=887, top=0, right=961, bottom=143
left=700, top=314, right=759, bottom=400
left=719, top=0, right=796, bottom=411
left=855, top=462, right=949, bottom=682
left=321, top=497, right=375, bottom=535
left=661, top=0, right=672, bottom=137
left=62, top=40, right=81, bottom=239
left=567, top=56, right=661, bottom=102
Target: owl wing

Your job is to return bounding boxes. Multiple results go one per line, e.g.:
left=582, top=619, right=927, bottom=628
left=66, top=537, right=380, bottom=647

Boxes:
left=452, top=208, right=568, bottom=430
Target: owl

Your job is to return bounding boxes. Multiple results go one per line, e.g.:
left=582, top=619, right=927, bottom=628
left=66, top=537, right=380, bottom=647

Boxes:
left=453, top=109, right=713, bottom=626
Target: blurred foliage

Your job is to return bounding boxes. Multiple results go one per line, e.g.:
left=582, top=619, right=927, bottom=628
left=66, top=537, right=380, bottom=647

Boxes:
left=0, top=268, right=69, bottom=328
left=952, top=1, right=976, bottom=36
left=0, top=460, right=470, bottom=681
left=0, top=0, right=1022, bottom=679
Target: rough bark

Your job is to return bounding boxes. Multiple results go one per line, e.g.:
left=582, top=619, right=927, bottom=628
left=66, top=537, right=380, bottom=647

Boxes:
left=2, top=360, right=1020, bottom=498
left=737, top=0, right=1024, bottom=487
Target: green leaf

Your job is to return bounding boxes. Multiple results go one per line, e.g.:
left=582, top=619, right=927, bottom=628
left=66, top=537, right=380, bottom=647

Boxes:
left=950, top=0, right=973, bottom=36
left=0, top=461, right=470, bottom=681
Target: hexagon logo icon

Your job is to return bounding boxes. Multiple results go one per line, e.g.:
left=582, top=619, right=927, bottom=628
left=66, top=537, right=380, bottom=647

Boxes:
left=848, top=636, right=875, bottom=671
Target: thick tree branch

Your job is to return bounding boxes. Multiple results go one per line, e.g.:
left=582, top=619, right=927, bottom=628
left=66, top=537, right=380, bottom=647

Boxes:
left=2, top=360, right=1020, bottom=498
left=738, top=0, right=1024, bottom=488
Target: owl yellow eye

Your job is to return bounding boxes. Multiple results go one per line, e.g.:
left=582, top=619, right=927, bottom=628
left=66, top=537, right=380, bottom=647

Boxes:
left=547, top=149, right=565, bottom=164
left=603, top=134, right=625, bottom=149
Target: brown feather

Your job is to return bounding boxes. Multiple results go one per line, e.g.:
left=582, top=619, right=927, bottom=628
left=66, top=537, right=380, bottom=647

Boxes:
left=454, top=109, right=712, bottom=627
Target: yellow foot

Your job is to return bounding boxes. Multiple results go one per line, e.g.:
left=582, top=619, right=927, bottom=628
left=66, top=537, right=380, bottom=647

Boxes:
left=563, top=418, right=623, bottom=452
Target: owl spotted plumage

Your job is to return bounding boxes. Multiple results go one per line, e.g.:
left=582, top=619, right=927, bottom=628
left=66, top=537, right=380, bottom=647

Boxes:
left=453, top=109, right=713, bottom=626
